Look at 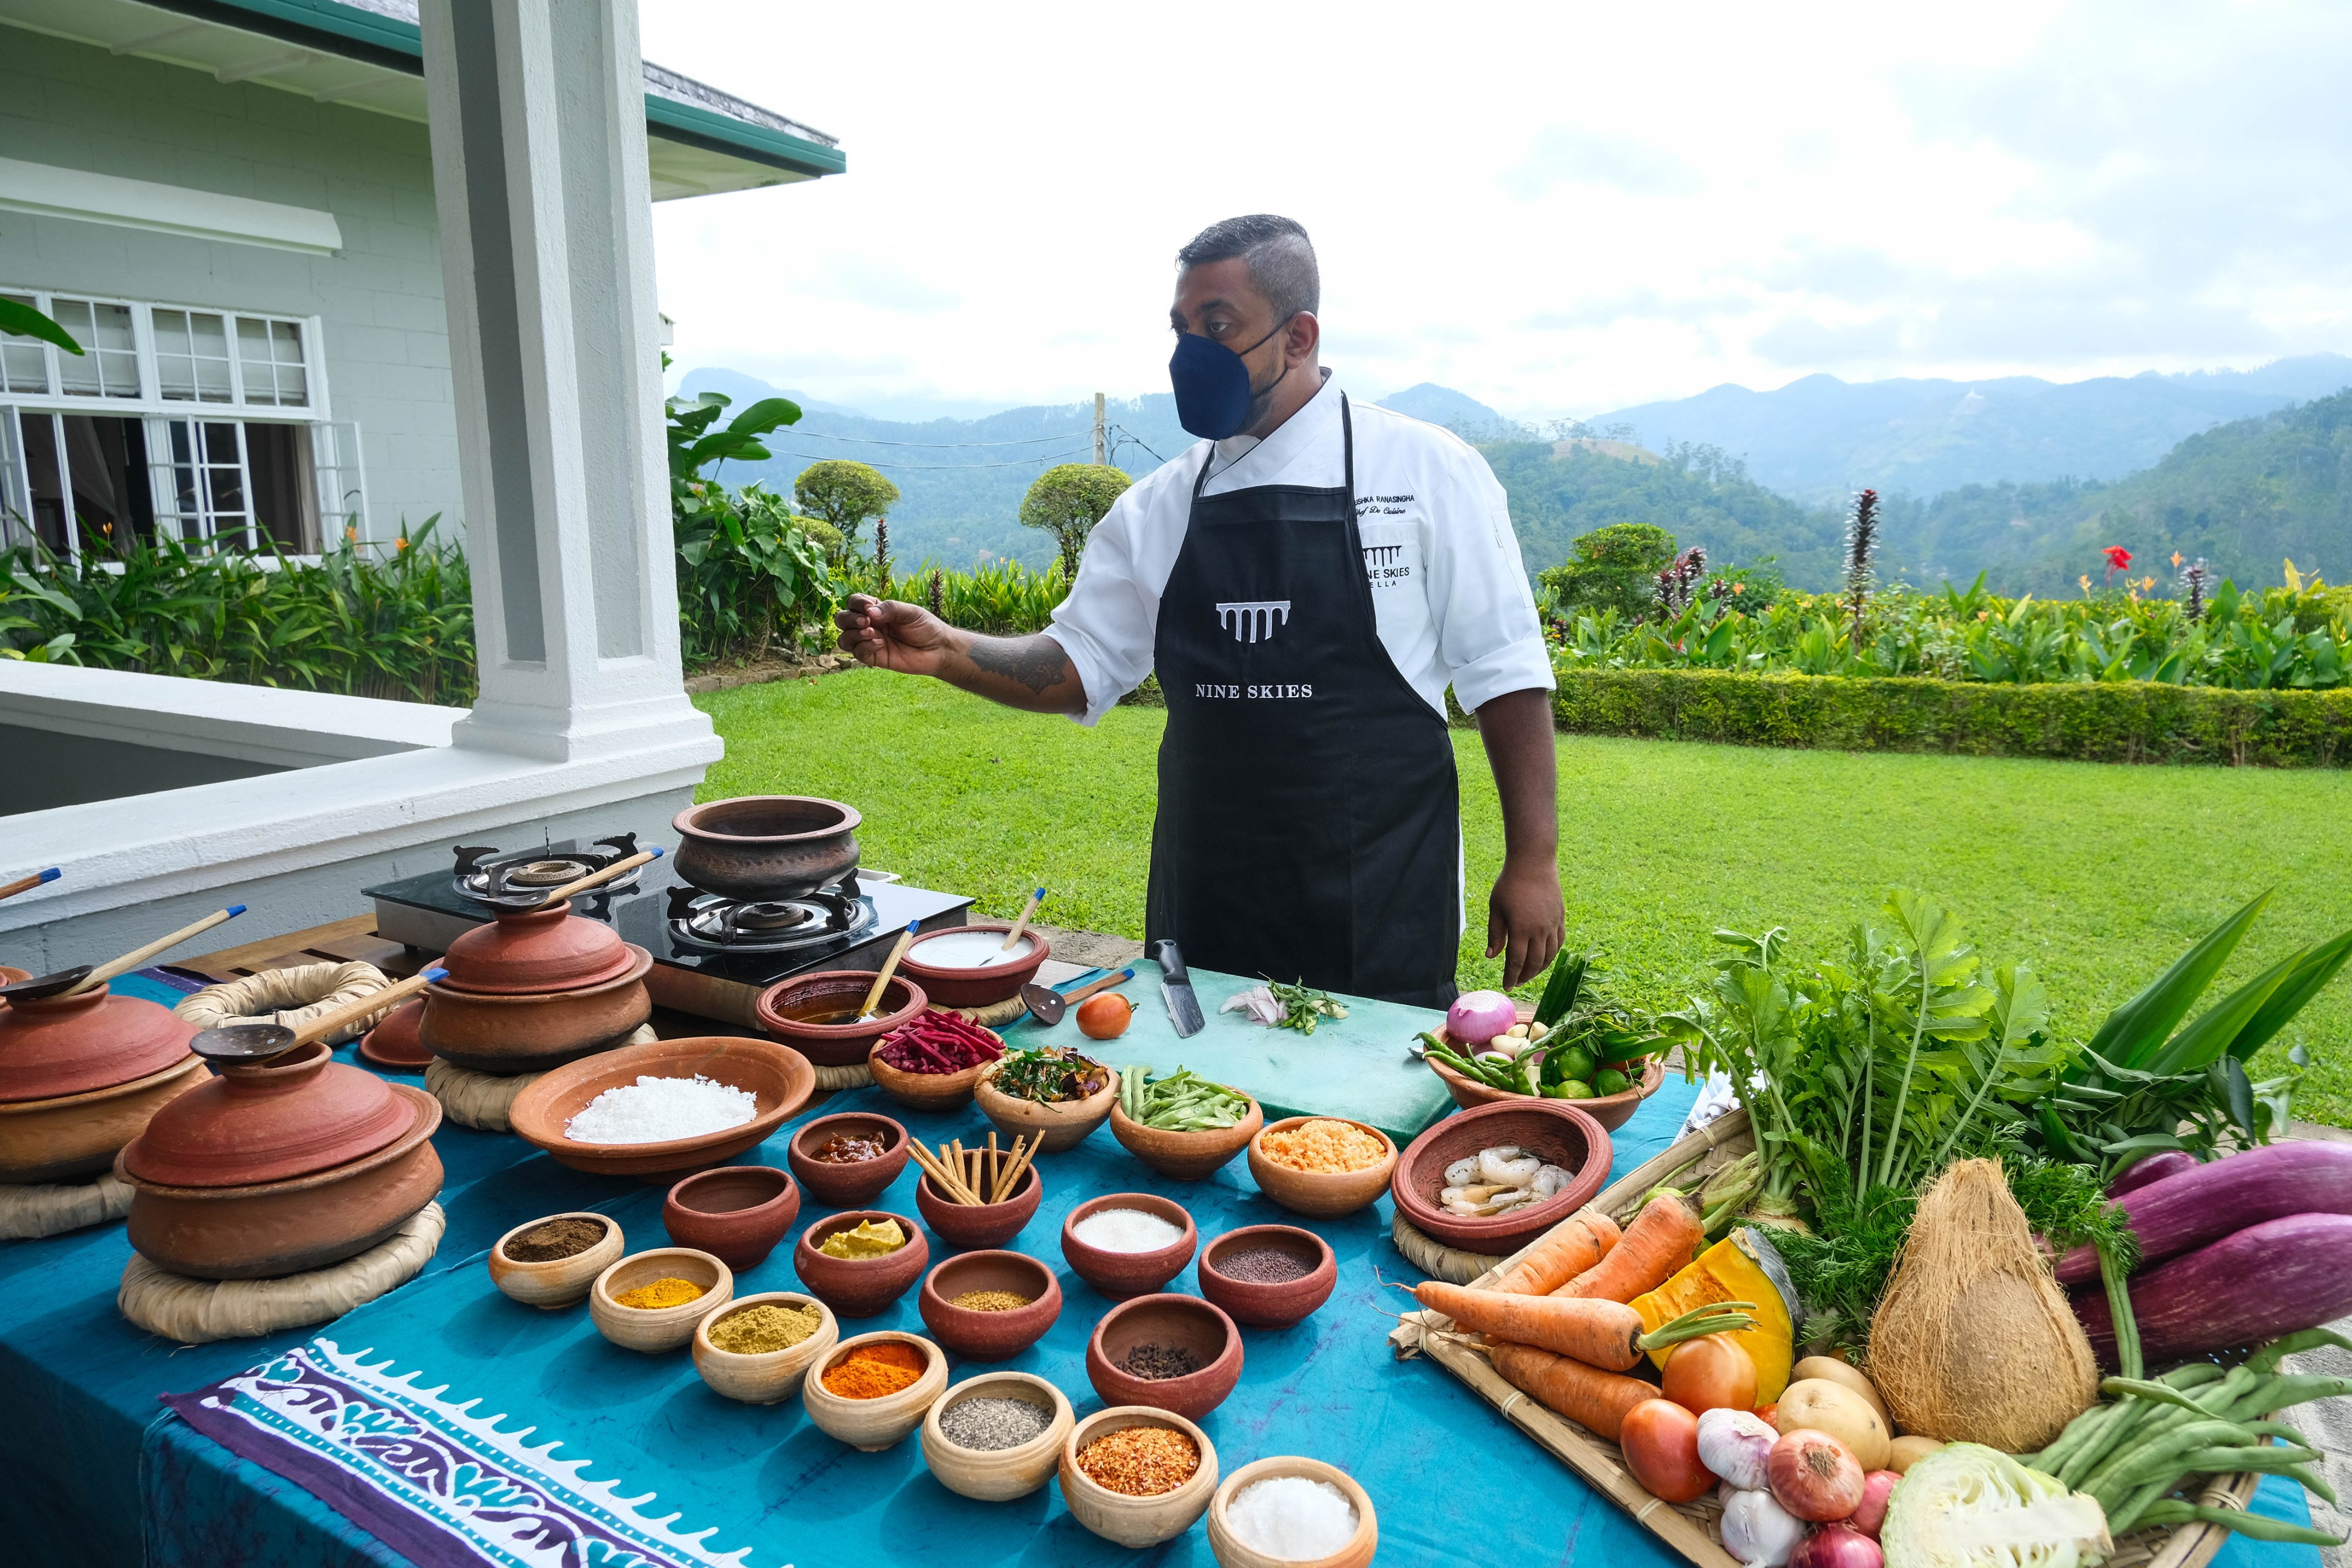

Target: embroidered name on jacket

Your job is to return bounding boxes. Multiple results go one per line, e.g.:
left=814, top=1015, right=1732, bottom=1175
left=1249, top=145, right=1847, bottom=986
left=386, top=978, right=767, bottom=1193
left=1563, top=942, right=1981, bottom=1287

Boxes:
left=1194, top=683, right=1314, bottom=699
left=1214, top=600, right=1290, bottom=643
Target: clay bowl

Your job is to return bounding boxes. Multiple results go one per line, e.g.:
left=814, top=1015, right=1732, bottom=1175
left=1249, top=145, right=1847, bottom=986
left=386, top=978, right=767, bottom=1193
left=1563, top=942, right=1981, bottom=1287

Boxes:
left=914, top=1159, right=1042, bottom=1251
left=119, top=1086, right=443, bottom=1279
left=588, top=1246, right=733, bottom=1353
left=358, top=997, right=431, bottom=1071
left=1196, top=1225, right=1338, bottom=1330
left=867, top=1031, right=997, bottom=1112
left=973, top=1057, right=1118, bottom=1152
left=420, top=947, right=654, bottom=1072
left=0, top=1053, right=208, bottom=1184
left=786, top=1111, right=910, bottom=1207
left=921, top=1370, right=1074, bottom=1502
left=692, top=1290, right=839, bottom=1404
left=1424, top=1051, right=1666, bottom=1132
left=663, top=1165, right=800, bottom=1270
left=1061, top=1192, right=1198, bottom=1300
left=1390, top=1099, right=1612, bottom=1251
left=793, top=1208, right=929, bottom=1318
left=488, top=1211, right=624, bottom=1310
left=1087, top=1292, right=1243, bottom=1420
left=507, top=1036, right=814, bottom=1180
left=0, top=964, right=28, bottom=986
left=1058, top=1405, right=1220, bottom=1548
left=1246, top=1117, right=1398, bottom=1220
left=753, top=970, right=926, bottom=1068
left=1108, top=1095, right=1264, bottom=1181
left=1207, top=1456, right=1379, bottom=1568
left=673, top=794, right=860, bottom=903
left=801, top=1330, right=949, bottom=1452
left=917, top=1249, right=1062, bottom=1360
left=897, top=923, right=1051, bottom=1009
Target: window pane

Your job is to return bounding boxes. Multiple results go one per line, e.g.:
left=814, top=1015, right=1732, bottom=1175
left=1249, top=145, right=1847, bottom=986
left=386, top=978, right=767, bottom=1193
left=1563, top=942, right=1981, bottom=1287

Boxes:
left=236, top=318, right=274, bottom=405
left=155, top=308, right=195, bottom=399
left=52, top=300, right=99, bottom=394
left=272, top=320, right=307, bottom=404
left=161, top=310, right=233, bottom=404
left=52, top=299, right=140, bottom=397
left=1, top=294, right=49, bottom=394
left=192, top=312, right=230, bottom=402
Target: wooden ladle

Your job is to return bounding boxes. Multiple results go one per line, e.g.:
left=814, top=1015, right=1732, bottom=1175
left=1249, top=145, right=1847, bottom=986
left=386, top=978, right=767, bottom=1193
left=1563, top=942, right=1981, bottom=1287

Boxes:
left=0, top=904, right=248, bottom=1002
left=1020, top=965, right=1135, bottom=1028
left=188, top=967, right=447, bottom=1064
left=519, top=848, right=664, bottom=912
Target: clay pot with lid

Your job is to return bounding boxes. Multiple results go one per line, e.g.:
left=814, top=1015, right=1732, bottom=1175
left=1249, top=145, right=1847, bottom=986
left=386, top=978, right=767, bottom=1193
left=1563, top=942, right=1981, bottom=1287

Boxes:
left=420, top=906, right=654, bottom=1073
left=673, top=795, right=860, bottom=901
left=437, top=900, right=638, bottom=994
left=123, top=1040, right=411, bottom=1188
left=0, top=984, right=196, bottom=1104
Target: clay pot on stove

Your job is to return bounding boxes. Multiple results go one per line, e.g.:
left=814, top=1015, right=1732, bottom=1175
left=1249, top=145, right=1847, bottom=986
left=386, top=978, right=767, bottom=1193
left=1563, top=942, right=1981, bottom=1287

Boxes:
left=0, top=983, right=198, bottom=1104
left=672, top=795, right=860, bottom=901
left=438, top=901, right=639, bottom=994
left=119, top=1080, right=443, bottom=1279
left=419, top=947, right=654, bottom=1073
left=754, top=971, right=926, bottom=1068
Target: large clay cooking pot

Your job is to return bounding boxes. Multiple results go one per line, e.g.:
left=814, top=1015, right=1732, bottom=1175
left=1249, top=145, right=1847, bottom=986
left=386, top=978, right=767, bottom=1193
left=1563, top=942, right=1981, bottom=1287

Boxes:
left=438, top=901, right=637, bottom=995
left=672, top=796, right=860, bottom=901
left=0, top=1055, right=211, bottom=1184
left=420, top=947, right=654, bottom=1072
left=0, top=984, right=196, bottom=1103
left=121, top=1086, right=444, bottom=1279
left=122, top=1040, right=409, bottom=1187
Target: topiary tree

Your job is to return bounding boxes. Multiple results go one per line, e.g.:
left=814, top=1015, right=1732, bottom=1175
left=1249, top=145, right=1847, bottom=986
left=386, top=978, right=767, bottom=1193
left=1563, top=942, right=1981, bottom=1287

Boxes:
left=1019, top=463, right=1132, bottom=576
left=1537, top=521, right=1677, bottom=621
left=793, top=460, right=899, bottom=566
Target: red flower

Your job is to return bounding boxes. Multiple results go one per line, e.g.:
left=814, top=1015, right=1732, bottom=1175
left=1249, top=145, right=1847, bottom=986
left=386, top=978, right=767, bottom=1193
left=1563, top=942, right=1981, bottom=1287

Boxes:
left=2102, top=546, right=2132, bottom=571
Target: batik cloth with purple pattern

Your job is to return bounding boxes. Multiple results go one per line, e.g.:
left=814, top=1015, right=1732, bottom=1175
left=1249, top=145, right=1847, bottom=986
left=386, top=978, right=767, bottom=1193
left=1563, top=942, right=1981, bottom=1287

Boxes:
left=163, top=1338, right=754, bottom=1568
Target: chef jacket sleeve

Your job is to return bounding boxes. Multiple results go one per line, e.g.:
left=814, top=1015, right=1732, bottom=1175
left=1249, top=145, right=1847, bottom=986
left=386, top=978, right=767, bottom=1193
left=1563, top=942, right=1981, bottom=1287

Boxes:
left=1045, top=484, right=1158, bottom=727
left=1429, top=446, right=1556, bottom=713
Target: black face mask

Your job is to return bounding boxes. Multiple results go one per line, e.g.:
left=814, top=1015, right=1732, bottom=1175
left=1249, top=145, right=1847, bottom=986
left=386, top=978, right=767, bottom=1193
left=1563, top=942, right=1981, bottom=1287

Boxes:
left=1168, top=315, right=1294, bottom=439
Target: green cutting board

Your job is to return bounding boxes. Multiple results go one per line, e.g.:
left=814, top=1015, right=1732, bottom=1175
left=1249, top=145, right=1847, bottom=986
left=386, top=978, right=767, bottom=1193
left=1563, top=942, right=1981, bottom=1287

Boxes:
left=998, top=960, right=1455, bottom=1148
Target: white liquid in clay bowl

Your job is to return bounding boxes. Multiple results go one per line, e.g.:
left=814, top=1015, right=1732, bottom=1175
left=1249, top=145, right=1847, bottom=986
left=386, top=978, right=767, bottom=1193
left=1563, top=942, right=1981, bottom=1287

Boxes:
left=916, top=931, right=1037, bottom=970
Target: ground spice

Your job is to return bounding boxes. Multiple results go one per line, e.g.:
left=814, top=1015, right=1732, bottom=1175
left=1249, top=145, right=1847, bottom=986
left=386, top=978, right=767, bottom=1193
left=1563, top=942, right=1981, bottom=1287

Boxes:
left=1076, top=1426, right=1201, bottom=1496
left=1212, top=1246, right=1313, bottom=1284
left=504, top=1216, right=605, bottom=1262
left=950, top=1289, right=1034, bottom=1312
left=821, top=1340, right=928, bottom=1399
left=1258, top=1118, right=1386, bottom=1174
left=818, top=1218, right=908, bottom=1258
left=937, top=1395, right=1052, bottom=1451
left=812, top=1133, right=886, bottom=1163
left=707, top=1302, right=824, bottom=1355
left=614, top=1276, right=705, bottom=1310
left=1114, top=1341, right=1202, bottom=1381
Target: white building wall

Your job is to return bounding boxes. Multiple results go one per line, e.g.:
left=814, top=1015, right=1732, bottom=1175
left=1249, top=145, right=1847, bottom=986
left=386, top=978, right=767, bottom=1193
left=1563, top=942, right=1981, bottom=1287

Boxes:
left=0, top=29, right=461, bottom=543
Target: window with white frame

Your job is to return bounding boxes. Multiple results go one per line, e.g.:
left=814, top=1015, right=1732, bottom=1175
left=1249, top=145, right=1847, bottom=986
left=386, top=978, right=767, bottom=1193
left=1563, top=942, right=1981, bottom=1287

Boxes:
left=0, top=287, right=365, bottom=561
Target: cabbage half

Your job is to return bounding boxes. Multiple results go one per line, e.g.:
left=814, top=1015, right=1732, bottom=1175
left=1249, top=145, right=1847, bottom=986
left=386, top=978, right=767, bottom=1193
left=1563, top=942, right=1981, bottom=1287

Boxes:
left=1881, top=1443, right=2113, bottom=1568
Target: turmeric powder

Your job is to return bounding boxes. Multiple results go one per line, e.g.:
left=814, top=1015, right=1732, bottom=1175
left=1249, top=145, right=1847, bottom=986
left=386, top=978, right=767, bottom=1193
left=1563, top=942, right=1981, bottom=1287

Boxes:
left=821, top=1340, right=926, bottom=1399
left=614, top=1276, right=705, bottom=1310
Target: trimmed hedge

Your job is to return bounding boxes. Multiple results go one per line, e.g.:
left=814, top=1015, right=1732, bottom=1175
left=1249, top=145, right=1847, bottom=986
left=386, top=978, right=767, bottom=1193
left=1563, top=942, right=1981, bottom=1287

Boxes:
left=1551, top=669, right=2352, bottom=767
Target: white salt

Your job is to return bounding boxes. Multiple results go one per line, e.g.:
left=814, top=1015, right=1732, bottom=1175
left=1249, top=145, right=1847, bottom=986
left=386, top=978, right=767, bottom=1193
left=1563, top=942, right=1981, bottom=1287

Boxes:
left=1071, top=1207, right=1185, bottom=1253
left=916, top=930, right=1036, bottom=970
left=565, top=1075, right=758, bottom=1144
left=1226, top=1475, right=1361, bottom=1561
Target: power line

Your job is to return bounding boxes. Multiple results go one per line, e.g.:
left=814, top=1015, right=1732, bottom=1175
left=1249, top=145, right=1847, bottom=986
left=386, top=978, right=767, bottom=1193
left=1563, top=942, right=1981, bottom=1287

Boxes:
left=1108, top=425, right=1168, bottom=465
left=769, top=428, right=1090, bottom=449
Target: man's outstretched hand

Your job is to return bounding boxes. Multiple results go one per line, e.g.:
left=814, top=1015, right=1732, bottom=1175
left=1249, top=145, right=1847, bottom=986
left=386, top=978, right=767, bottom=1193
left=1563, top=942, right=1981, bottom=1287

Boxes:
left=835, top=593, right=956, bottom=676
left=1486, top=855, right=1565, bottom=990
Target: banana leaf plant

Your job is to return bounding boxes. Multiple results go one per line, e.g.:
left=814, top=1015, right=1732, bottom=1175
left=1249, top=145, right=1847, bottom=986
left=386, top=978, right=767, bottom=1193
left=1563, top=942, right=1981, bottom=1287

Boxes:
left=2031, top=890, right=2352, bottom=1177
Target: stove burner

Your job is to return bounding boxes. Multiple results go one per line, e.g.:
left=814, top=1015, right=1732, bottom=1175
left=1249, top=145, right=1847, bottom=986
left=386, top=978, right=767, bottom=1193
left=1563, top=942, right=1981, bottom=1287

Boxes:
left=735, top=901, right=818, bottom=932
left=666, top=881, right=878, bottom=955
left=454, top=833, right=642, bottom=906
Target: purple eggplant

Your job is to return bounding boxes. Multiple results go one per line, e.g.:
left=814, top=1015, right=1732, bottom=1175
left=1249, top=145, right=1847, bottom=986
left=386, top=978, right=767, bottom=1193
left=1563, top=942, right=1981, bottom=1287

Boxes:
left=2055, top=1141, right=2352, bottom=1287
left=2073, top=1212, right=2352, bottom=1368
left=2107, top=1150, right=2199, bottom=1198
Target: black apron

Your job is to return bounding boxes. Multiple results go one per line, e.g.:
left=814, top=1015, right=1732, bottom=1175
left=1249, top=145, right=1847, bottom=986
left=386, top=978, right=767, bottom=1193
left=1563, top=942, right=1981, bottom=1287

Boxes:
left=1143, top=396, right=1461, bottom=1009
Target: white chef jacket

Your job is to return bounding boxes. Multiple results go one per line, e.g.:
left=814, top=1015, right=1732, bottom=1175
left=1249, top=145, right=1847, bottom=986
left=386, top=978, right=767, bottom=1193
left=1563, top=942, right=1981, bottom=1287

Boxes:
left=1046, top=373, right=1555, bottom=726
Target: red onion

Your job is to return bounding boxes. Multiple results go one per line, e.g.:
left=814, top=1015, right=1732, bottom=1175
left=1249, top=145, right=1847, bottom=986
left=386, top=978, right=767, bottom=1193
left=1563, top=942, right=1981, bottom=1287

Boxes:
left=1848, top=1470, right=1899, bottom=1538
left=1767, top=1429, right=1865, bottom=1522
left=1447, top=989, right=1517, bottom=1046
left=1788, top=1524, right=1882, bottom=1568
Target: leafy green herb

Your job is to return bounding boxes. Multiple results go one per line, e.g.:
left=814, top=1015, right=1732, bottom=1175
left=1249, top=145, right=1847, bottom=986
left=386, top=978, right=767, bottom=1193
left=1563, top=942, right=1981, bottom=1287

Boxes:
left=1264, top=978, right=1346, bottom=1034
left=991, top=1044, right=1109, bottom=1104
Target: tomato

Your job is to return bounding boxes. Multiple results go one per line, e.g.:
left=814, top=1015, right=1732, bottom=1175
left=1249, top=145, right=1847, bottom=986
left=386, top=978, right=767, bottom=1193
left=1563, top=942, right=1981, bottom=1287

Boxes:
left=1754, top=1403, right=1779, bottom=1427
left=1662, top=1333, right=1758, bottom=1414
left=1076, top=992, right=1134, bottom=1040
left=1620, top=1398, right=1714, bottom=1503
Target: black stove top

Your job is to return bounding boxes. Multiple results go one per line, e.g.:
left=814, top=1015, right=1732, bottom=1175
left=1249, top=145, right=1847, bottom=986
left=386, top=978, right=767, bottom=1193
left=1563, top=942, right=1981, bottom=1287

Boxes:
left=451, top=833, right=646, bottom=906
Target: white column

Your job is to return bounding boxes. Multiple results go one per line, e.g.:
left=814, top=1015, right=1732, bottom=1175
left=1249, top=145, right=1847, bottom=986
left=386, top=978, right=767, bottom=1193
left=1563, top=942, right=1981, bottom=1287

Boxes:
left=419, top=0, right=717, bottom=768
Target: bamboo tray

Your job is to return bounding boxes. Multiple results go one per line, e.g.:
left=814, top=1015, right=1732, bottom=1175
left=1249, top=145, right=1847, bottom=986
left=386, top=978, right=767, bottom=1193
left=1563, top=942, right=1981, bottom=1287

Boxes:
left=1389, top=1105, right=2261, bottom=1568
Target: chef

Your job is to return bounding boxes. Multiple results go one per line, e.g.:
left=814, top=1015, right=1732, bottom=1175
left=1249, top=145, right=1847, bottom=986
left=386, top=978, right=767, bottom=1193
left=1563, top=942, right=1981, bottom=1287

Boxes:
left=835, top=214, right=1562, bottom=1008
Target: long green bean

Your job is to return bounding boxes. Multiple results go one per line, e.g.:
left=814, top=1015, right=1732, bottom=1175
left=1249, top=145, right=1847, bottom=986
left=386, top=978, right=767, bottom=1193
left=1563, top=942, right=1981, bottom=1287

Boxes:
left=2130, top=1501, right=2345, bottom=1548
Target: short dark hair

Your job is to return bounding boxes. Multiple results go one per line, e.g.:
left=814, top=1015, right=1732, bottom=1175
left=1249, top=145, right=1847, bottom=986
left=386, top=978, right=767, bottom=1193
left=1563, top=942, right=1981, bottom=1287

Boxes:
left=1176, top=215, right=1319, bottom=321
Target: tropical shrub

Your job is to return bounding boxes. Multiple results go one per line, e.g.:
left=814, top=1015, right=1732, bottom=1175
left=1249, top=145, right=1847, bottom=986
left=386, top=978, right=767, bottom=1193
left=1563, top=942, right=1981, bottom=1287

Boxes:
left=1536, top=521, right=1675, bottom=620
left=674, top=480, right=835, bottom=667
left=1018, top=464, right=1131, bottom=576
left=793, top=459, right=898, bottom=566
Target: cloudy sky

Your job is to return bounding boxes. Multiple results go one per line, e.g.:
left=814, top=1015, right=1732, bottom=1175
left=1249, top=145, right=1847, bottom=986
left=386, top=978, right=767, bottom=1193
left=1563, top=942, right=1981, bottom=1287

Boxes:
left=641, top=0, right=2352, bottom=423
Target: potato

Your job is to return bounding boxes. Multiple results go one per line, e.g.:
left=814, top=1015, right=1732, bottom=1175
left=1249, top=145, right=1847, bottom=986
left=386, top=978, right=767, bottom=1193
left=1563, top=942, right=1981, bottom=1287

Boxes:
left=1773, top=1378, right=1891, bottom=1472
left=1887, top=1435, right=1944, bottom=1474
left=1790, top=1355, right=1892, bottom=1428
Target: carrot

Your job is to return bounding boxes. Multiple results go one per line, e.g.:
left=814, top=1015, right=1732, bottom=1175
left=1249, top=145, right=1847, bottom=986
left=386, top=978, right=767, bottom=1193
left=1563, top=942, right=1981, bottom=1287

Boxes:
left=1487, top=1340, right=1658, bottom=1441
left=1415, top=1280, right=1754, bottom=1371
left=1552, top=1195, right=1703, bottom=1303
left=1490, top=1209, right=1621, bottom=1297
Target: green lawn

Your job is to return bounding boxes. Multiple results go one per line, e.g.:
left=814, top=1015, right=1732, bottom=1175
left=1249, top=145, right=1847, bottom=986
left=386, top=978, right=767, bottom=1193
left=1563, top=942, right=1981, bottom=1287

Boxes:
left=698, top=670, right=2352, bottom=1125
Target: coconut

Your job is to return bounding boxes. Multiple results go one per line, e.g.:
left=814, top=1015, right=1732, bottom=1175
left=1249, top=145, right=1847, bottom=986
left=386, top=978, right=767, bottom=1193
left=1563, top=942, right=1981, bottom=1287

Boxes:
left=1866, top=1158, right=2099, bottom=1451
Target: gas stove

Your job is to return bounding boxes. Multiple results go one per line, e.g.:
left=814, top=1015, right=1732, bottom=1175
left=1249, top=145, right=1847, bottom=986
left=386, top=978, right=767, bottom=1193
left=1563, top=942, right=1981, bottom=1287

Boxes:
left=364, top=840, right=971, bottom=1026
left=451, top=833, right=647, bottom=906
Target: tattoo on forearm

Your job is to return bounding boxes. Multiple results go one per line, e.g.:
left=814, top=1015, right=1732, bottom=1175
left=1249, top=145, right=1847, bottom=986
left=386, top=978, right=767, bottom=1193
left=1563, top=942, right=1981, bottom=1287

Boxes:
left=966, top=635, right=1070, bottom=694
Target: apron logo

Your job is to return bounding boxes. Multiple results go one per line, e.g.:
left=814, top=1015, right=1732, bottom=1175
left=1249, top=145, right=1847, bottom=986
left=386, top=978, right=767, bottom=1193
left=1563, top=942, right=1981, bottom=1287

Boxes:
left=1214, top=600, right=1291, bottom=643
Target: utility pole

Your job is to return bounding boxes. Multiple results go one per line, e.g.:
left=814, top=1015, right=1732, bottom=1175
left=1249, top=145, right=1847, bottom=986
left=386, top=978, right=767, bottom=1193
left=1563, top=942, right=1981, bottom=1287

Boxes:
left=1093, top=393, right=1106, bottom=466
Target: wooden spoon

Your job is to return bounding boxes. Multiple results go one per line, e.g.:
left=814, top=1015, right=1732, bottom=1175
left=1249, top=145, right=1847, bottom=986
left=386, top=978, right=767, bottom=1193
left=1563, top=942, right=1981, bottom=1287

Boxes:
left=47, top=904, right=249, bottom=999
left=999, top=886, right=1045, bottom=951
left=0, top=867, right=60, bottom=902
left=188, top=967, right=447, bottom=1063
left=520, top=848, right=664, bottom=912
left=1020, top=965, right=1134, bottom=1028
left=857, top=920, right=922, bottom=1022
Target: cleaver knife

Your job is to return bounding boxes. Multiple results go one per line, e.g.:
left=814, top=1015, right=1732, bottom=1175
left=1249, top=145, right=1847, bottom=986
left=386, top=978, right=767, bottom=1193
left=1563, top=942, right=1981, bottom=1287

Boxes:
left=1148, top=938, right=1206, bottom=1038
